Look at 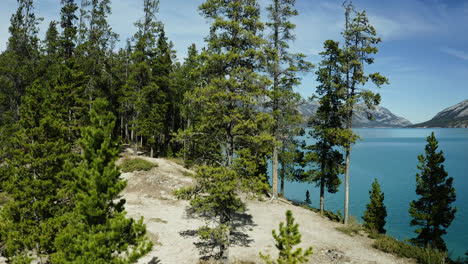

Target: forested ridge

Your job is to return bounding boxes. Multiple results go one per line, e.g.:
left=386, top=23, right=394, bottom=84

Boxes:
left=0, top=0, right=461, bottom=263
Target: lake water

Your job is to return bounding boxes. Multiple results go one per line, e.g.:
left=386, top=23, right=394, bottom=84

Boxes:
left=270, top=128, right=468, bottom=258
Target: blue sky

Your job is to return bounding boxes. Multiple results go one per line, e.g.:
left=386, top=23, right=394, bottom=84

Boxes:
left=0, top=0, right=467, bottom=123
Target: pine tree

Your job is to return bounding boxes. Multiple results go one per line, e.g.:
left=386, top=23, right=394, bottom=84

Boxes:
left=259, top=210, right=313, bottom=264
left=177, top=166, right=245, bottom=263
left=195, top=0, right=272, bottom=169
left=52, top=99, right=152, bottom=263
left=362, top=178, right=387, bottom=234
left=341, top=3, right=389, bottom=224
left=149, top=27, right=174, bottom=156
left=305, top=190, right=311, bottom=205
left=265, top=0, right=313, bottom=200
left=174, top=44, right=206, bottom=166
left=0, top=0, right=41, bottom=122
left=303, top=39, right=349, bottom=214
left=78, top=0, right=118, bottom=108
left=0, top=80, right=74, bottom=263
left=60, top=0, right=78, bottom=60
left=408, top=132, right=456, bottom=251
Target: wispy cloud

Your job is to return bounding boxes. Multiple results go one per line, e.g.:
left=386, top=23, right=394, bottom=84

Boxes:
left=441, top=48, right=468, bottom=61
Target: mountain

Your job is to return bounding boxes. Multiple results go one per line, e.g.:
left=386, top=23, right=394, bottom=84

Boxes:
left=296, top=100, right=412, bottom=128
left=411, top=99, right=468, bottom=128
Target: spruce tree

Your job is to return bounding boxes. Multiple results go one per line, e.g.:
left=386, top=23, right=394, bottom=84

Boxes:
left=303, top=40, right=349, bottom=214
left=60, top=0, right=78, bottom=60
left=0, top=0, right=41, bottom=123
left=362, top=178, right=387, bottom=234
left=408, top=132, right=456, bottom=251
left=265, top=0, right=313, bottom=200
left=77, top=0, right=118, bottom=108
left=52, top=99, right=152, bottom=263
left=0, top=81, right=73, bottom=263
left=149, top=27, right=174, bottom=156
left=195, top=0, right=271, bottom=168
left=177, top=166, right=245, bottom=263
left=126, top=0, right=168, bottom=157
left=259, top=210, right=313, bottom=264
left=341, top=3, right=389, bottom=224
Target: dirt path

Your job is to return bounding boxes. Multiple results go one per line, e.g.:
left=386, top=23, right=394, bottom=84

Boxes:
left=0, top=154, right=413, bottom=264
left=121, top=156, right=412, bottom=264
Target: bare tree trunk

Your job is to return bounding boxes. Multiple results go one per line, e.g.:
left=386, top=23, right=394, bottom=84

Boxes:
left=344, top=149, right=350, bottom=224
left=320, top=179, right=325, bottom=213
left=125, top=122, right=128, bottom=141
left=121, top=115, right=124, bottom=140
left=270, top=0, right=280, bottom=201
left=151, top=135, right=155, bottom=158
left=280, top=175, right=284, bottom=197
left=272, top=145, right=278, bottom=199
left=134, top=134, right=138, bottom=156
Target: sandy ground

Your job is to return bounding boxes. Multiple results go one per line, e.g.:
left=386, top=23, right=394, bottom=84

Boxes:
left=0, top=152, right=414, bottom=264
left=120, top=154, right=412, bottom=264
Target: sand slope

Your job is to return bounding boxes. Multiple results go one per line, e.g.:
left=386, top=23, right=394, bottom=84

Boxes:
left=0, top=154, right=413, bottom=264
left=121, top=156, right=412, bottom=264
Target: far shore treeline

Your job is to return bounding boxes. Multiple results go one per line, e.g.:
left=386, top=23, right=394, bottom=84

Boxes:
left=0, top=0, right=461, bottom=263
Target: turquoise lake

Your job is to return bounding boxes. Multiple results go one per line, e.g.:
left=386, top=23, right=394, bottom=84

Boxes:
left=270, top=128, right=468, bottom=258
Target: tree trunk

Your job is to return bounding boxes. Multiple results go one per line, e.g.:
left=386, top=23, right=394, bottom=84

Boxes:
left=271, top=0, right=280, bottom=201
left=320, top=178, right=325, bottom=213
left=272, top=144, right=278, bottom=199
left=151, top=135, right=155, bottom=158
left=121, top=115, right=124, bottom=140
left=344, top=149, right=350, bottom=224
left=226, top=131, right=234, bottom=169
left=134, top=131, right=138, bottom=157
left=280, top=174, right=284, bottom=197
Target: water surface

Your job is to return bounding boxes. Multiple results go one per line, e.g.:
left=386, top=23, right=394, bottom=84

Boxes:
left=271, top=128, right=468, bottom=258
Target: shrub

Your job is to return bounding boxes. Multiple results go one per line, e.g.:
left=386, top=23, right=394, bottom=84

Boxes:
left=0, top=192, right=11, bottom=206
left=120, top=157, right=157, bottom=172
left=373, top=235, right=447, bottom=264
left=336, top=215, right=362, bottom=236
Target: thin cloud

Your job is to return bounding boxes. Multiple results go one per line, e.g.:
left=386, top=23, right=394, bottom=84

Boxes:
left=441, top=48, right=468, bottom=61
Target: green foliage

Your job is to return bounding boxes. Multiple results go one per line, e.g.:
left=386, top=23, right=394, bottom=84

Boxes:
left=335, top=216, right=362, bottom=236
left=304, top=190, right=311, bottom=205
left=409, top=132, right=456, bottom=251
left=0, top=192, right=10, bottom=206
left=259, top=210, right=313, bottom=264
left=341, top=3, right=389, bottom=224
left=120, top=157, right=157, bottom=172
left=265, top=0, right=313, bottom=198
left=302, top=40, right=349, bottom=213
left=178, top=165, right=245, bottom=261
left=362, top=178, right=387, bottom=234
left=297, top=203, right=342, bottom=223
left=0, top=80, right=75, bottom=262
left=184, top=0, right=274, bottom=195
left=373, top=235, right=447, bottom=264
left=51, top=99, right=152, bottom=263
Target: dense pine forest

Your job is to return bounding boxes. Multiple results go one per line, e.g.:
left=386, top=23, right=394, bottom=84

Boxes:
left=0, top=0, right=463, bottom=263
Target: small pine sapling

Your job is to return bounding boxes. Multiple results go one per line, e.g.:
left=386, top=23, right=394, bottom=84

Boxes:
left=305, top=190, right=311, bottom=205
left=260, top=210, right=313, bottom=264
left=362, top=178, right=387, bottom=234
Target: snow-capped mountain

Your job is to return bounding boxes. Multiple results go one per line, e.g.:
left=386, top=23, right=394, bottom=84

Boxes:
left=412, top=99, right=468, bottom=128
left=296, top=100, right=412, bottom=128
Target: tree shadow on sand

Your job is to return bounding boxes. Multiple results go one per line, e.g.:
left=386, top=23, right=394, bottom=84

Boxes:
left=179, top=209, right=256, bottom=260
left=147, top=256, right=161, bottom=264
